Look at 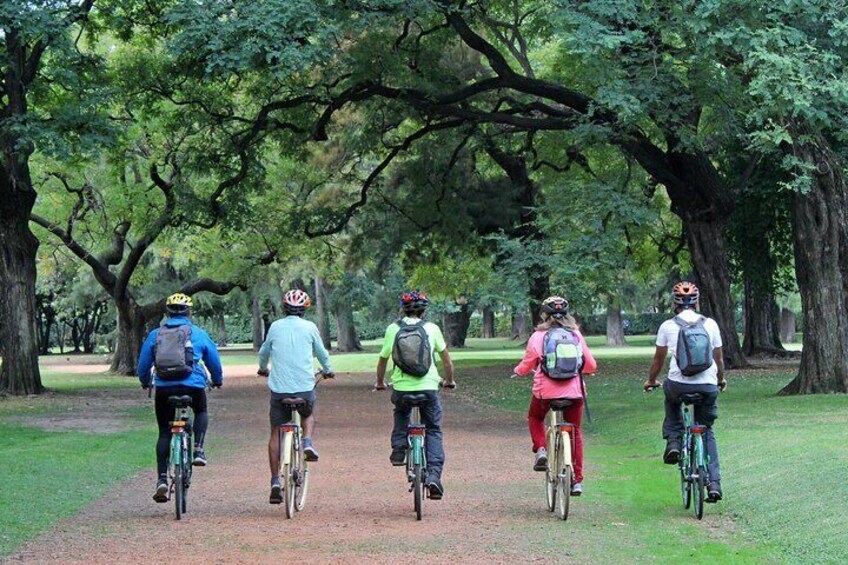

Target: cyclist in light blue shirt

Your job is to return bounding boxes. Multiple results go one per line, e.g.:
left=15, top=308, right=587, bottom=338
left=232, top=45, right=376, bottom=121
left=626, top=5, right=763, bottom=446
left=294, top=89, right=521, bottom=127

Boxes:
left=257, top=288, right=333, bottom=504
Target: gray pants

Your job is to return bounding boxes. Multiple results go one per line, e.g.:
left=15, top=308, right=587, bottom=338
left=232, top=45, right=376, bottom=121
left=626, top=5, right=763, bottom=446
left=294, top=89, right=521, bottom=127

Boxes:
left=663, top=380, right=721, bottom=484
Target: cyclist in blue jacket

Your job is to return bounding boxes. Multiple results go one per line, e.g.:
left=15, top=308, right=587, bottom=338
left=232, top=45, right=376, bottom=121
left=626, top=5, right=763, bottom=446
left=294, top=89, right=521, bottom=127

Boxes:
left=138, top=293, right=224, bottom=503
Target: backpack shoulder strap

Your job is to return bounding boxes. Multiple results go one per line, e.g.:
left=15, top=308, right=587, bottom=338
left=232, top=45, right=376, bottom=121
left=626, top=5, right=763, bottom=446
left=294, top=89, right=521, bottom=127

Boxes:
left=673, top=315, right=691, bottom=328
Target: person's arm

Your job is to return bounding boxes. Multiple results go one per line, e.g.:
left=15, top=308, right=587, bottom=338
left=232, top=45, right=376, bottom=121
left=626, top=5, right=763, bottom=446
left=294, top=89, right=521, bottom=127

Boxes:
left=714, top=347, right=727, bottom=390
left=311, top=326, right=333, bottom=375
left=577, top=330, right=597, bottom=375
left=257, top=330, right=272, bottom=374
left=137, top=331, right=156, bottom=387
left=201, top=330, right=224, bottom=386
left=513, top=332, right=541, bottom=376
left=439, top=349, right=455, bottom=387
left=644, top=346, right=668, bottom=390
left=375, top=325, right=395, bottom=390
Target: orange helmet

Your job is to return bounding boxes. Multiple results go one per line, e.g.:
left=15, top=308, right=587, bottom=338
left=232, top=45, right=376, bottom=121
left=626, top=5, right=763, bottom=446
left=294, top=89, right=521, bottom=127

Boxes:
left=672, top=281, right=699, bottom=307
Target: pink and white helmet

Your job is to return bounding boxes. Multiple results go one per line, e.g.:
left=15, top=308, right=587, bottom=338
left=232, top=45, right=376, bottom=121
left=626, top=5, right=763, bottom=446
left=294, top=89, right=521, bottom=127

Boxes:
left=283, top=289, right=311, bottom=309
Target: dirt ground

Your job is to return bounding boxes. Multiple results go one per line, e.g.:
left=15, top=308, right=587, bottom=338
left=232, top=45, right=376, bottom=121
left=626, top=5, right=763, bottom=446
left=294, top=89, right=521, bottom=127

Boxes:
left=5, top=366, right=572, bottom=565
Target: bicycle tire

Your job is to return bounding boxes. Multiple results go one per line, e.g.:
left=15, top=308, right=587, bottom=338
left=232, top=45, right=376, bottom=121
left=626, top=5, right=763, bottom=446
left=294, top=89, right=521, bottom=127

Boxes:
left=413, top=462, right=423, bottom=521
left=545, top=430, right=556, bottom=512
left=692, top=437, right=705, bottom=520
left=556, top=443, right=570, bottom=521
left=284, top=461, right=296, bottom=519
left=295, top=443, right=309, bottom=512
left=174, top=464, right=184, bottom=520
left=680, top=438, right=692, bottom=509
left=181, top=437, right=189, bottom=514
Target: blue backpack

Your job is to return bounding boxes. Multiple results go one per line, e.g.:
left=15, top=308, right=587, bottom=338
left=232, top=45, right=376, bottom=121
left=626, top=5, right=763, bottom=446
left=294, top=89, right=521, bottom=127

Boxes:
left=540, top=327, right=583, bottom=380
left=674, top=316, right=713, bottom=376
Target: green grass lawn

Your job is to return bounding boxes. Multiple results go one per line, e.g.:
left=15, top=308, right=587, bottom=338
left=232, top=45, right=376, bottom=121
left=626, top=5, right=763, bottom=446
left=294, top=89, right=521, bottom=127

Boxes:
left=458, top=358, right=848, bottom=564
left=0, top=369, right=154, bottom=556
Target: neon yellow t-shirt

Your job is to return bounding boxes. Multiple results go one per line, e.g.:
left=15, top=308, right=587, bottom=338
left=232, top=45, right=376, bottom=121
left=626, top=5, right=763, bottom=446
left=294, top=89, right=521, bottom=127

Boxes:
left=379, top=317, right=447, bottom=391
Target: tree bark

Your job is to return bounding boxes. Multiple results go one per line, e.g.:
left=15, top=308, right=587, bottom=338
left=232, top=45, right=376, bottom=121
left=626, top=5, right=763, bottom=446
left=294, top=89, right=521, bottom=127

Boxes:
left=0, top=188, right=43, bottom=394
left=216, top=310, right=227, bottom=347
left=252, top=288, right=264, bottom=352
left=443, top=302, right=472, bottom=348
left=334, top=306, right=361, bottom=352
left=482, top=306, right=496, bottom=338
left=110, top=298, right=146, bottom=376
left=780, top=308, right=796, bottom=344
left=313, top=277, right=332, bottom=349
left=742, top=278, right=784, bottom=356
left=780, top=132, right=848, bottom=394
left=605, top=296, right=627, bottom=346
left=511, top=309, right=531, bottom=341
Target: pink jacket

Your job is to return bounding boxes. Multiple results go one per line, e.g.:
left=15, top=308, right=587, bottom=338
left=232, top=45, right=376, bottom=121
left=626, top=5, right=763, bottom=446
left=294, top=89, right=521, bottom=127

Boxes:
left=513, top=328, right=598, bottom=400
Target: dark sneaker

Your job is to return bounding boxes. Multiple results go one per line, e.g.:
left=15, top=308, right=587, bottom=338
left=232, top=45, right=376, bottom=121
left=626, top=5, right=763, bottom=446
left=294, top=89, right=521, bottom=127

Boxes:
left=269, top=480, right=282, bottom=504
left=153, top=477, right=168, bottom=503
left=570, top=482, right=583, bottom=496
left=390, top=448, right=406, bottom=467
left=533, top=448, right=548, bottom=472
left=303, top=438, right=319, bottom=462
left=427, top=479, right=444, bottom=500
left=663, top=439, right=681, bottom=465
left=192, top=448, right=207, bottom=467
left=707, top=482, right=723, bottom=503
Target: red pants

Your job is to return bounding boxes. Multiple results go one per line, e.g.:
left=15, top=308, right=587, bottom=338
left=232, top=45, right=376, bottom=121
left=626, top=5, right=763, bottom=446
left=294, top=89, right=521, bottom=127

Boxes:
left=528, top=396, right=584, bottom=483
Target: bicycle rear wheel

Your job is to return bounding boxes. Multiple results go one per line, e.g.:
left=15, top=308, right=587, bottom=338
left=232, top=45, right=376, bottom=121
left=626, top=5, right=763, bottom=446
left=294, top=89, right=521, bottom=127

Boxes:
left=692, top=438, right=705, bottom=520
left=174, top=465, right=184, bottom=520
left=545, top=431, right=556, bottom=512
left=413, top=462, right=424, bottom=521
left=680, top=441, right=691, bottom=510
left=295, top=458, right=309, bottom=512
left=284, top=438, right=298, bottom=518
left=555, top=446, right=571, bottom=521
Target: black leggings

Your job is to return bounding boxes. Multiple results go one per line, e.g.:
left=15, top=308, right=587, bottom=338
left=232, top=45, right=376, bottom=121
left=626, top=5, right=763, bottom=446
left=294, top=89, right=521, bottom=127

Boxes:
left=154, top=386, right=208, bottom=476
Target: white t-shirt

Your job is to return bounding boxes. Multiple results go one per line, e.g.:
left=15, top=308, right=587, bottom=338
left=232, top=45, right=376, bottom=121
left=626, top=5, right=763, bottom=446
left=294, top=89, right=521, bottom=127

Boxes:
left=655, top=309, right=723, bottom=385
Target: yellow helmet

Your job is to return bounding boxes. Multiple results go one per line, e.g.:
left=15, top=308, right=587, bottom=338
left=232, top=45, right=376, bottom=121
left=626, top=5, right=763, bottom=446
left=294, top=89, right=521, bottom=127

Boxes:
left=166, top=292, right=193, bottom=313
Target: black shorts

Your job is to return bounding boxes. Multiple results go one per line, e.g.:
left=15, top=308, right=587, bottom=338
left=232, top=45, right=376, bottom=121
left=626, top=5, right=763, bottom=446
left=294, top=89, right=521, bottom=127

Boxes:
left=269, top=390, right=316, bottom=427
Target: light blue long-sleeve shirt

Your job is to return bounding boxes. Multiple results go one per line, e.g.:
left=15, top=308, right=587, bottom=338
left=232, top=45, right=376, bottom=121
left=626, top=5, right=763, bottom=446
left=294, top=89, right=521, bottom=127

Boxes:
left=258, top=316, right=332, bottom=393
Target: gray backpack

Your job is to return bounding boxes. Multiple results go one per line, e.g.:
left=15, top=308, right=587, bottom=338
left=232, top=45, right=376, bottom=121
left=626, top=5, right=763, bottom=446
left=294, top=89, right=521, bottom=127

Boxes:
left=154, top=324, right=194, bottom=380
left=674, top=316, right=713, bottom=376
left=391, top=319, right=431, bottom=377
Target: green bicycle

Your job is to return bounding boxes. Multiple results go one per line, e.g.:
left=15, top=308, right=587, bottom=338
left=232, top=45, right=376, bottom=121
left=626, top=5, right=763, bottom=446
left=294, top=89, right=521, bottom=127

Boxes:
left=678, top=392, right=709, bottom=520
left=167, top=395, right=194, bottom=520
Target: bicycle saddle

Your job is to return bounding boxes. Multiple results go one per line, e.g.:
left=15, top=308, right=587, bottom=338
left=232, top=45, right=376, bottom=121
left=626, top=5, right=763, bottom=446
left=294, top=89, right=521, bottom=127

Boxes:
left=279, top=397, right=307, bottom=406
left=168, top=395, right=193, bottom=407
left=680, top=393, right=704, bottom=404
left=399, top=393, right=430, bottom=406
left=549, top=398, right=574, bottom=410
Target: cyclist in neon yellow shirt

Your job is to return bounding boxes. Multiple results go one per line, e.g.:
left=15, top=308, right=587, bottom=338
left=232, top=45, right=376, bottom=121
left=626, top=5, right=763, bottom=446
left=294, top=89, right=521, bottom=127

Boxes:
left=375, top=290, right=455, bottom=499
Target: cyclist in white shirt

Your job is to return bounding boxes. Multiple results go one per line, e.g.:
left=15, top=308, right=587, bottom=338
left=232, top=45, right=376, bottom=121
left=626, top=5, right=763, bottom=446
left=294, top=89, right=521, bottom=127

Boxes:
left=643, top=281, right=727, bottom=502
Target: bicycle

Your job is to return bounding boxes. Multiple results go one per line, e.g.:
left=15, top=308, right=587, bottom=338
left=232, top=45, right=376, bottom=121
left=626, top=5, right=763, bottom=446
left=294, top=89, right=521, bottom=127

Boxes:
left=167, top=395, right=194, bottom=520
left=645, top=384, right=710, bottom=520
left=544, top=398, right=577, bottom=521
left=270, top=372, right=333, bottom=519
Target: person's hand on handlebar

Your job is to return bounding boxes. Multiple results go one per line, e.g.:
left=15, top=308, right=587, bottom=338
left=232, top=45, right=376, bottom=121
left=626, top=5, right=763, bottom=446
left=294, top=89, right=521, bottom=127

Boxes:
left=643, top=379, right=661, bottom=392
left=718, top=378, right=728, bottom=392
left=257, top=368, right=269, bottom=378
left=373, top=380, right=388, bottom=391
left=441, top=379, right=457, bottom=389
left=319, top=370, right=335, bottom=380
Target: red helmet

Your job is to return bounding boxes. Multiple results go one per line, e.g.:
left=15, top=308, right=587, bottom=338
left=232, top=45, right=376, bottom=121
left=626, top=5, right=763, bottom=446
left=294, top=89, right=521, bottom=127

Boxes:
left=672, top=281, right=699, bottom=306
left=400, top=290, right=429, bottom=312
left=283, top=289, right=311, bottom=312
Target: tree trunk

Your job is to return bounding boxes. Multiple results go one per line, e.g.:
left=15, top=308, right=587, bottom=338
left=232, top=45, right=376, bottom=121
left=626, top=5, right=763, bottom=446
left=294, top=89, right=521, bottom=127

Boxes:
left=780, top=133, right=848, bottom=394
left=605, top=296, right=627, bottom=346
left=0, top=193, right=44, bottom=395
left=252, top=289, right=265, bottom=352
left=780, top=308, right=796, bottom=344
left=443, top=302, right=472, bottom=348
left=742, top=278, right=784, bottom=356
left=684, top=217, right=748, bottom=368
left=216, top=310, right=227, bottom=347
left=511, top=309, right=531, bottom=341
left=110, top=298, right=147, bottom=375
left=313, top=277, right=332, bottom=350
left=482, top=306, right=496, bottom=338
left=334, top=306, right=361, bottom=352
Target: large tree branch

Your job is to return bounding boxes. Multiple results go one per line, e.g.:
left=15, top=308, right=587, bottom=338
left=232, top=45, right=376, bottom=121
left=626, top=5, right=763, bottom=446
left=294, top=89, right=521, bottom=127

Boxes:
left=30, top=213, right=117, bottom=292
left=22, top=0, right=96, bottom=86
left=139, top=278, right=246, bottom=320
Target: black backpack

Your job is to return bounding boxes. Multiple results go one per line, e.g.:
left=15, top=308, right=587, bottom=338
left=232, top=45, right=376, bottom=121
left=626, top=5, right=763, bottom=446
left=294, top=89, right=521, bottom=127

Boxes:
left=154, top=324, right=195, bottom=380
left=391, top=319, right=432, bottom=377
left=674, top=316, right=713, bottom=376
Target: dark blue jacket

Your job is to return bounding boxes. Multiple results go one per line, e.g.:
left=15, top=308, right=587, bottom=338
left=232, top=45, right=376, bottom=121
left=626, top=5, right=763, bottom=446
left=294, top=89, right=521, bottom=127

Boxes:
left=137, top=315, right=224, bottom=388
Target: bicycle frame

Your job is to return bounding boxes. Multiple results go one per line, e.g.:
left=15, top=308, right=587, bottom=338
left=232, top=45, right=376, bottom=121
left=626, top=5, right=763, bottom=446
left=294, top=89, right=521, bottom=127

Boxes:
left=547, top=408, right=574, bottom=475
left=279, top=411, right=301, bottom=468
left=407, top=406, right=427, bottom=469
left=680, top=401, right=708, bottom=519
left=169, top=402, right=193, bottom=519
left=545, top=402, right=576, bottom=520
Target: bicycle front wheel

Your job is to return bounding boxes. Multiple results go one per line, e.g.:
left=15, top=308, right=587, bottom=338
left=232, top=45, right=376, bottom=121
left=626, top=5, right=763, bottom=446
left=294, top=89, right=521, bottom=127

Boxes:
left=413, top=462, right=424, bottom=521
left=556, top=462, right=571, bottom=521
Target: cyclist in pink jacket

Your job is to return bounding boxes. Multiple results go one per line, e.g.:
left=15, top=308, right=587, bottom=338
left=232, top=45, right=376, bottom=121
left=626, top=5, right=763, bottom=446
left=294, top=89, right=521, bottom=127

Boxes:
left=513, top=296, right=597, bottom=496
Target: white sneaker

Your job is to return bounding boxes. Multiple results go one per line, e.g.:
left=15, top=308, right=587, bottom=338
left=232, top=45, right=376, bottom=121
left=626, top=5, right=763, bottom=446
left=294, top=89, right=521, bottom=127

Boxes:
left=570, top=482, right=583, bottom=496
left=534, top=448, right=548, bottom=471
